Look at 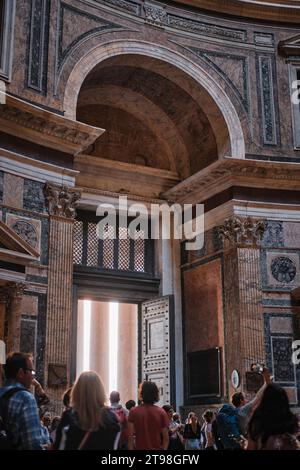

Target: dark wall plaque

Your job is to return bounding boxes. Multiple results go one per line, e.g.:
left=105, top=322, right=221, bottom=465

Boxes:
left=48, top=363, right=68, bottom=388
left=187, top=348, right=221, bottom=397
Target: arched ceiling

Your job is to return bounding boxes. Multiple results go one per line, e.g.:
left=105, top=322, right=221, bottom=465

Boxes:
left=77, top=55, right=222, bottom=179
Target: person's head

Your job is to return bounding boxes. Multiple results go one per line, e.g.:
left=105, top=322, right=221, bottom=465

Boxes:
left=62, top=387, right=72, bottom=408
left=125, top=399, right=136, bottom=411
left=188, top=412, right=198, bottom=424
left=50, top=416, right=61, bottom=432
left=173, top=412, right=181, bottom=423
left=71, top=371, right=107, bottom=431
left=248, top=383, right=299, bottom=444
left=162, top=404, right=174, bottom=419
left=42, top=411, right=51, bottom=428
left=232, top=392, right=246, bottom=408
left=203, top=410, right=214, bottom=423
left=4, top=352, right=35, bottom=389
left=141, top=381, right=159, bottom=405
left=109, top=390, right=120, bottom=405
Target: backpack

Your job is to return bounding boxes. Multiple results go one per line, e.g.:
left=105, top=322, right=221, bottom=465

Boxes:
left=0, top=387, right=24, bottom=450
left=216, top=404, right=241, bottom=450
left=111, top=407, right=128, bottom=448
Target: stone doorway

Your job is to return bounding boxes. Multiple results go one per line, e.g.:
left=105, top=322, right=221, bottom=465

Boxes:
left=76, top=299, right=138, bottom=405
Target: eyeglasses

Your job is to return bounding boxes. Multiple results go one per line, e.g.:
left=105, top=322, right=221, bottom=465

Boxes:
left=24, top=368, right=36, bottom=376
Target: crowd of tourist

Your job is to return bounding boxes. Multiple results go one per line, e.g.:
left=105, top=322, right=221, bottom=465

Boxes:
left=0, top=352, right=299, bottom=450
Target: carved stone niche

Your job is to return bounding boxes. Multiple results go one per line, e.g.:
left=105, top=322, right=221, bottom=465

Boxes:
left=48, top=363, right=68, bottom=388
left=217, top=217, right=266, bottom=247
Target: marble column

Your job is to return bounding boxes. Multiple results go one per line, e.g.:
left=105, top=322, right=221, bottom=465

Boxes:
left=117, top=303, right=138, bottom=404
left=89, top=301, right=110, bottom=394
left=6, top=283, right=26, bottom=353
left=44, top=183, right=80, bottom=410
left=218, top=217, right=266, bottom=397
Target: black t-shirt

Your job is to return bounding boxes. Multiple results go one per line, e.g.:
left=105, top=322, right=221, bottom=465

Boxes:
left=63, top=408, right=120, bottom=450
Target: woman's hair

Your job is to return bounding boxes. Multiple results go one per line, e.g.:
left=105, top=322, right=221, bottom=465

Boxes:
left=203, top=410, right=214, bottom=423
left=71, top=371, right=107, bottom=431
left=188, top=412, right=197, bottom=423
left=141, top=381, right=159, bottom=404
left=62, top=387, right=72, bottom=408
left=248, top=383, right=298, bottom=444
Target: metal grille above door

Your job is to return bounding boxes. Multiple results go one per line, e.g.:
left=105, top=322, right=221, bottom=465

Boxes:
left=73, top=211, right=154, bottom=275
left=141, top=296, right=174, bottom=406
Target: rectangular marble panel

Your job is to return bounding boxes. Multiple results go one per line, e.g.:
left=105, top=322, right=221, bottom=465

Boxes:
left=269, top=316, right=293, bottom=334
left=283, top=222, right=300, bottom=248
left=3, top=173, right=24, bottom=208
left=283, top=386, right=298, bottom=405
left=21, top=295, right=38, bottom=316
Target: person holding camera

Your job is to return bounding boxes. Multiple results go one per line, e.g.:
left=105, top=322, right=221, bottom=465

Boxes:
left=231, top=366, right=272, bottom=436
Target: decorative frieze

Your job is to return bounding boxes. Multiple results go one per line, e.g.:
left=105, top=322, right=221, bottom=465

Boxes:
left=143, top=2, right=167, bottom=27
left=0, top=105, right=91, bottom=146
left=99, top=0, right=138, bottom=14
left=44, top=183, right=81, bottom=219
left=217, top=217, right=266, bottom=247
left=168, top=14, right=246, bottom=42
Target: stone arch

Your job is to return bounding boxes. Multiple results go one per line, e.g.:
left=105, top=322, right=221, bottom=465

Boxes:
left=63, top=40, right=246, bottom=160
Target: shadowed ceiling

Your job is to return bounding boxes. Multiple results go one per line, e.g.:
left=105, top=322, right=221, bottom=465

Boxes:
left=77, top=55, right=223, bottom=179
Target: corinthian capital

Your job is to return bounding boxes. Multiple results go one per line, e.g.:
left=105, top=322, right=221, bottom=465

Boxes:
left=0, top=283, right=26, bottom=300
left=44, top=183, right=81, bottom=219
left=217, top=217, right=266, bottom=247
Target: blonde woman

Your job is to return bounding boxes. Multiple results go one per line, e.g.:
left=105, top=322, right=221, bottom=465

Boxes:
left=57, top=371, right=120, bottom=450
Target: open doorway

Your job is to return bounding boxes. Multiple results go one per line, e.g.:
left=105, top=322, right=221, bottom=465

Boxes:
left=76, top=300, right=138, bottom=404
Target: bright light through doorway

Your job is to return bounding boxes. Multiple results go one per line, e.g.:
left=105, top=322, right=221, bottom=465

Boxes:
left=109, top=302, right=119, bottom=392
left=83, top=300, right=91, bottom=370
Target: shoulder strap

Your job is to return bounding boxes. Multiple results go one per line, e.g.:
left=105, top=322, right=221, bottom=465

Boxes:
left=78, top=431, right=91, bottom=450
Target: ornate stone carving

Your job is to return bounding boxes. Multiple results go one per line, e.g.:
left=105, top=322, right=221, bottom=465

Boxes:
left=262, top=221, right=284, bottom=247
left=217, top=217, right=266, bottom=246
left=271, top=256, right=296, bottom=283
left=143, top=2, right=167, bottom=27
left=0, top=283, right=26, bottom=300
left=10, top=220, right=38, bottom=249
left=168, top=15, right=246, bottom=42
left=0, top=106, right=91, bottom=145
left=44, top=183, right=81, bottom=219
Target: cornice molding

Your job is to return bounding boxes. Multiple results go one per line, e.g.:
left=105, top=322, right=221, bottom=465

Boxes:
left=0, top=95, right=104, bottom=155
left=278, top=34, right=300, bottom=57
left=163, top=157, right=300, bottom=203
left=173, top=0, right=300, bottom=24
